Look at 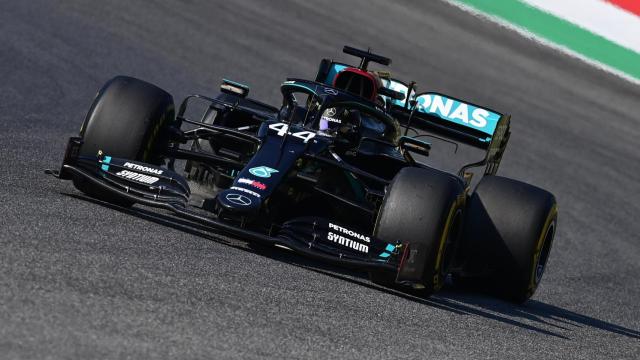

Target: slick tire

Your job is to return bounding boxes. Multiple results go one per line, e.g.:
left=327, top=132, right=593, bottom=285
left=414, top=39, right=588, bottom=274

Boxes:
left=456, top=176, right=557, bottom=303
left=73, top=76, right=175, bottom=207
left=370, top=167, right=465, bottom=295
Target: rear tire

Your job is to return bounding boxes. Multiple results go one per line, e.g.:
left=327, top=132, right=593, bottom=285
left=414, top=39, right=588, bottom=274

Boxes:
left=73, top=76, right=175, bottom=206
left=457, top=176, right=557, bottom=303
left=369, top=167, right=465, bottom=295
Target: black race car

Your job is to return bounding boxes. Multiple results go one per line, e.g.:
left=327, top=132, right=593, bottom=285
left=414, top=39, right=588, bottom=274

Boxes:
left=48, top=46, right=557, bottom=303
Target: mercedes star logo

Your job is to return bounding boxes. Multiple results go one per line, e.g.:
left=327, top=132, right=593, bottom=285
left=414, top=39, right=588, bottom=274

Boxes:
left=225, top=193, right=252, bottom=206
left=323, top=88, right=338, bottom=95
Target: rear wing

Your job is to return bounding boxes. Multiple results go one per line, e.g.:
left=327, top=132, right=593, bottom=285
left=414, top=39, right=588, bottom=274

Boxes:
left=392, top=92, right=511, bottom=176
left=397, top=93, right=506, bottom=149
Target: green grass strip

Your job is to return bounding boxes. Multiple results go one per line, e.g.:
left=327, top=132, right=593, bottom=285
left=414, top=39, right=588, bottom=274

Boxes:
left=455, top=0, right=640, bottom=80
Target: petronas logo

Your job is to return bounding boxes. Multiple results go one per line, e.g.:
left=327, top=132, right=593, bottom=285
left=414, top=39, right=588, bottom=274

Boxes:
left=249, top=166, right=278, bottom=178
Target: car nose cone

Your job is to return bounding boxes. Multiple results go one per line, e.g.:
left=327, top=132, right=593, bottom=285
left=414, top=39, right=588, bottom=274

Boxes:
left=217, top=189, right=261, bottom=214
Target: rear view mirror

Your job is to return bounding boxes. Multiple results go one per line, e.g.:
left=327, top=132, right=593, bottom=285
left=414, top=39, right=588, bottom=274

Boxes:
left=220, top=79, right=250, bottom=98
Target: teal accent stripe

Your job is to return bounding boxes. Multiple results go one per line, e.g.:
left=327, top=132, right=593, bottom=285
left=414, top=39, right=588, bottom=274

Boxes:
left=378, top=244, right=397, bottom=258
left=223, top=78, right=250, bottom=90
left=101, top=156, right=111, bottom=172
left=282, top=82, right=318, bottom=94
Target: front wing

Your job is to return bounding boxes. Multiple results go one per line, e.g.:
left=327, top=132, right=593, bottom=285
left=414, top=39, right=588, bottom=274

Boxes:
left=47, top=137, right=406, bottom=274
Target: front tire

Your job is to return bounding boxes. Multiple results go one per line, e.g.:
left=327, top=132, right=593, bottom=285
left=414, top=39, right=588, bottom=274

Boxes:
left=73, top=76, right=175, bottom=206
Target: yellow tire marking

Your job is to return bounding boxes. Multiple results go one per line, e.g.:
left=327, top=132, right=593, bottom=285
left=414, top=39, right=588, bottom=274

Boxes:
left=142, top=104, right=174, bottom=161
left=528, top=204, right=558, bottom=293
left=433, top=194, right=465, bottom=290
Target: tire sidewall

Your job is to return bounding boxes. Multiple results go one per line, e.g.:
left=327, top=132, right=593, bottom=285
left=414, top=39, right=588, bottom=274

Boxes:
left=459, top=175, right=558, bottom=303
left=372, top=167, right=465, bottom=293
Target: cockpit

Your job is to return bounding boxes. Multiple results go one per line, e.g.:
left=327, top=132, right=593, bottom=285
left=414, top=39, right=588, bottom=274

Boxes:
left=277, top=81, right=399, bottom=144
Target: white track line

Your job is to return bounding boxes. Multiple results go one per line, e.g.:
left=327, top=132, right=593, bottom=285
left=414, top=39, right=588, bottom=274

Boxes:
left=523, top=0, right=640, bottom=54
left=441, top=0, right=640, bottom=87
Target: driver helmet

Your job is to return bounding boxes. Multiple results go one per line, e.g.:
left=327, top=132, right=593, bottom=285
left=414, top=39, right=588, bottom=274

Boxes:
left=319, top=107, right=342, bottom=131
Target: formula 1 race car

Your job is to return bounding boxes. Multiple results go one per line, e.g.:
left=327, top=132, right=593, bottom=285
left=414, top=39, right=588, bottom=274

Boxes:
left=48, top=46, right=557, bottom=303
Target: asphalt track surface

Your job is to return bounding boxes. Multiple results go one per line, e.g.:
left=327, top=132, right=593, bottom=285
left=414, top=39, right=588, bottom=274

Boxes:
left=1, top=1, right=639, bottom=359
